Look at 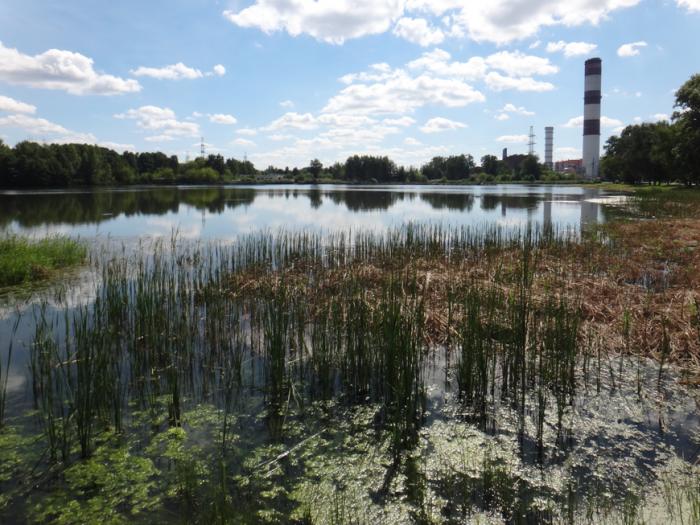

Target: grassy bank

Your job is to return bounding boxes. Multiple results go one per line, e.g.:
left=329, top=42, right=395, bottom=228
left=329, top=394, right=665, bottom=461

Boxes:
left=0, top=235, right=86, bottom=287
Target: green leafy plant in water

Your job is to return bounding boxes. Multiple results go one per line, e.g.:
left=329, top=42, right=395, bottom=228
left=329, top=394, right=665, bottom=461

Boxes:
left=30, top=437, right=161, bottom=525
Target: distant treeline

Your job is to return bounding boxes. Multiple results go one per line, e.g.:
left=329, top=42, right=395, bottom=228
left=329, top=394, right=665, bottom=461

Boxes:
left=0, top=136, right=570, bottom=189
left=601, top=73, right=699, bottom=186
left=0, top=141, right=256, bottom=188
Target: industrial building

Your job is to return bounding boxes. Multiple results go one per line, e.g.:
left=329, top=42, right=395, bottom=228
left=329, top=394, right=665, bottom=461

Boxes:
left=544, top=126, right=553, bottom=170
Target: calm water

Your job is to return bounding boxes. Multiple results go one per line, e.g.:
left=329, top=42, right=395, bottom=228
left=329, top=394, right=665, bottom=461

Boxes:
left=0, top=184, right=618, bottom=240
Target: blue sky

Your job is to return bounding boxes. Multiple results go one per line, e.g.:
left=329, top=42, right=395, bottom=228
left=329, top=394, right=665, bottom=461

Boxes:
left=0, top=0, right=698, bottom=169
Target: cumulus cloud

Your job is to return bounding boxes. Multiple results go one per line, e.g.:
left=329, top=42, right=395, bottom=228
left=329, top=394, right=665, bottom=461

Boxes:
left=115, top=105, right=199, bottom=141
left=233, top=138, right=256, bottom=147
left=617, top=41, right=648, bottom=57
left=485, top=72, right=554, bottom=92
left=393, top=17, right=445, bottom=46
left=209, top=113, right=238, bottom=125
left=279, top=99, right=295, bottom=109
left=223, top=0, right=641, bottom=45
left=0, top=113, right=96, bottom=143
left=496, top=134, right=529, bottom=143
left=383, top=116, right=416, bottom=126
left=0, top=94, right=36, bottom=114
left=404, top=137, right=422, bottom=145
left=0, top=41, right=140, bottom=95
left=324, top=68, right=485, bottom=115
left=420, top=117, right=466, bottom=133
left=677, top=0, right=700, bottom=11
left=223, top=0, right=404, bottom=44
left=266, top=112, right=319, bottom=130
left=546, top=40, right=597, bottom=57
left=562, top=115, right=623, bottom=128
left=406, top=49, right=557, bottom=92
left=132, top=62, right=203, bottom=80
left=408, top=0, right=641, bottom=45
left=495, top=103, right=535, bottom=120
left=236, top=128, right=258, bottom=136
left=132, top=63, right=227, bottom=80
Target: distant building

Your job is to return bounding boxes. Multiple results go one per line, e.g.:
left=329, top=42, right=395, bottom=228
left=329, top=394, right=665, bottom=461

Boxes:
left=555, top=159, right=583, bottom=174
left=502, top=148, right=508, bottom=161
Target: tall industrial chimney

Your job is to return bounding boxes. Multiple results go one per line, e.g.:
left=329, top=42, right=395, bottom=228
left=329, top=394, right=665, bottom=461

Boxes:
left=583, top=58, right=602, bottom=179
left=502, top=147, right=508, bottom=161
left=544, top=126, right=553, bottom=170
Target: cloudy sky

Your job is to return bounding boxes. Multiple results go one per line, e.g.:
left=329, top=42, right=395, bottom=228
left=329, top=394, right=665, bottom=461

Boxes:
left=0, top=0, right=698, bottom=168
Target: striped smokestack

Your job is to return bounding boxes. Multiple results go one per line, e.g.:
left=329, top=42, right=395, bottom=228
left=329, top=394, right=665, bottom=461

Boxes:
left=544, top=126, right=553, bottom=170
left=583, top=58, right=602, bottom=179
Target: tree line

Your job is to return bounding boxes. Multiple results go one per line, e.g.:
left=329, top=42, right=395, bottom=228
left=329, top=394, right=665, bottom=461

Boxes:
left=601, top=73, right=699, bottom=185
left=0, top=142, right=256, bottom=188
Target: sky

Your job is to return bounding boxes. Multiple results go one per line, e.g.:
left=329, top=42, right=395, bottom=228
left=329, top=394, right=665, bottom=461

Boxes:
left=0, top=0, right=698, bottom=169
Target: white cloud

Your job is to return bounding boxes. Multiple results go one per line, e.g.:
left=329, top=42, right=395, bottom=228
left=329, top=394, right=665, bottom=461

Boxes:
left=236, top=128, right=258, bottom=135
left=0, top=113, right=96, bottom=143
left=404, top=137, right=422, bottom=145
left=546, top=40, right=597, bottom=57
left=213, top=64, right=226, bottom=76
left=266, top=112, right=319, bottom=130
left=420, top=117, right=466, bottom=133
left=562, top=115, right=623, bottom=128
left=495, top=103, right=535, bottom=120
left=393, top=17, right=445, bottom=46
left=222, top=0, right=640, bottom=45
left=383, top=116, right=416, bottom=126
left=0, top=94, right=36, bottom=114
left=115, top=105, right=199, bottom=140
left=268, top=133, right=294, bottom=141
left=209, top=113, right=238, bottom=125
left=649, top=113, right=669, bottom=122
left=132, top=62, right=203, bottom=80
left=0, top=41, right=140, bottom=95
left=324, top=68, right=485, bottom=115
left=233, top=138, right=256, bottom=147
left=617, top=41, right=647, bottom=57
left=407, top=49, right=487, bottom=81
left=529, top=40, right=541, bottom=49
left=677, top=0, right=700, bottom=11
left=496, top=134, right=529, bottom=143
left=485, top=72, right=555, bottom=92
left=223, top=0, right=404, bottom=45
left=484, top=51, right=558, bottom=77
left=99, top=141, right=135, bottom=152
left=409, top=0, right=641, bottom=45
left=279, top=99, right=295, bottom=108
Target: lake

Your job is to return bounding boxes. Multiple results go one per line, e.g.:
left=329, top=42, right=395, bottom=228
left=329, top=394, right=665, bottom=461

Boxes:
left=0, top=184, right=618, bottom=241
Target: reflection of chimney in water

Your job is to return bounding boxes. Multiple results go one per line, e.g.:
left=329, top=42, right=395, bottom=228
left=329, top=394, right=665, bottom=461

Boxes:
left=543, top=192, right=552, bottom=231
left=501, top=200, right=506, bottom=217
left=580, top=187, right=599, bottom=228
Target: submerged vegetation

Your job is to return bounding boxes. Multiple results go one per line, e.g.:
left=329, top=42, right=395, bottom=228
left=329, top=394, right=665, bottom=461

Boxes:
left=0, top=235, right=86, bottom=288
left=1, top=199, right=699, bottom=523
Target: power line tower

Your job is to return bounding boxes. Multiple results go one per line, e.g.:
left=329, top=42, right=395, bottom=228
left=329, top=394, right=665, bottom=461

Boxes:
left=200, top=137, right=206, bottom=158
left=528, top=126, right=536, bottom=156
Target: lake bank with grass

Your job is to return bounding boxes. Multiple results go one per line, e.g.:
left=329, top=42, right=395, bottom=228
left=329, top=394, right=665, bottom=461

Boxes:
left=0, top=185, right=698, bottom=524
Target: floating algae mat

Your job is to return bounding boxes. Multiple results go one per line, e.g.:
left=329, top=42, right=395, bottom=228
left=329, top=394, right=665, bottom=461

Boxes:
left=0, top=226, right=698, bottom=524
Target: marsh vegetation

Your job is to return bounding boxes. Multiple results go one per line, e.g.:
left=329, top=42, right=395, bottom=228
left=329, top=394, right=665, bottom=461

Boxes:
left=0, top=187, right=699, bottom=524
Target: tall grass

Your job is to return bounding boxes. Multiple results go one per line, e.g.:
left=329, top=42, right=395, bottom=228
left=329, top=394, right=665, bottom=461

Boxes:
left=0, top=235, right=86, bottom=287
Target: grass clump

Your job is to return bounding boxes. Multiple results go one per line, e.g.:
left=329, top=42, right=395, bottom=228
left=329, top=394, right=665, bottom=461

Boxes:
left=0, top=235, right=86, bottom=287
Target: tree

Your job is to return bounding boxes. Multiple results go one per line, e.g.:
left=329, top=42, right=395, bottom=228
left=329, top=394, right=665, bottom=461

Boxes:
left=519, top=155, right=542, bottom=180
left=481, top=155, right=500, bottom=176
left=673, top=74, right=700, bottom=185
left=308, top=159, right=323, bottom=181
